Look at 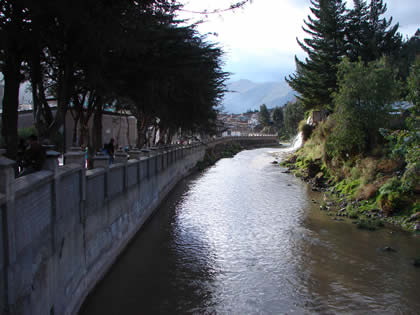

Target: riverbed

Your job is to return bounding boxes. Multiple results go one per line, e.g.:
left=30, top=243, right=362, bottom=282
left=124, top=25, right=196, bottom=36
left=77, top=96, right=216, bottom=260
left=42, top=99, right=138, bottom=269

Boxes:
left=80, top=147, right=420, bottom=314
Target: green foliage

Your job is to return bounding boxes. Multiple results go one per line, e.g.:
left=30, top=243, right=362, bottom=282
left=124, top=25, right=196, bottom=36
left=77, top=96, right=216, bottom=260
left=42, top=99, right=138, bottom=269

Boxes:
left=380, top=58, right=420, bottom=193
left=377, top=177, right=404, bottom=215
left=18, top=126, right=37, bottom=140
left=407, top=56, right=420, bottom=115
left=286, top=0, right=347, bottom=110
left=272, top=106, right=284, bottom=131
left=299, top=123, right=313, bottom=141
left=336, top=178, right=361, bottom=197
left=382, top=129, right=420, bottom=164
left=346, top=0, right=401, bottom=63
left=326, top=58, right=398, bottom=158
left=346, top=205, right=359, bottom=219
left=287, top=0, right=404, bottom=111
left=282, top=100, right=305, bottom=137
left=394, top=30, right=420, bottom=81
left=258, top=104, right=270, bottom=126
left=1, top=0, right=227, bottom=153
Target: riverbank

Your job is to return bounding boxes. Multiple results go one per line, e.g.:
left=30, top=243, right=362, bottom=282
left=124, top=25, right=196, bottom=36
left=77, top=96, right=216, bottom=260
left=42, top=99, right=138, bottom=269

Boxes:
left=278, top=127, right=420, bottom=234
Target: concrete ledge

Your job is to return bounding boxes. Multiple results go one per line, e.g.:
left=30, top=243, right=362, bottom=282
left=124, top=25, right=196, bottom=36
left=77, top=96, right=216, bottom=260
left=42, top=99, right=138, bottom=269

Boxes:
left=86, top=168, right=106, bottom=179
left=15, top=171, right=54, bottom=198
left=0, top=192, right=5, bottom=206
left=57, top=163, right=83, bottom=177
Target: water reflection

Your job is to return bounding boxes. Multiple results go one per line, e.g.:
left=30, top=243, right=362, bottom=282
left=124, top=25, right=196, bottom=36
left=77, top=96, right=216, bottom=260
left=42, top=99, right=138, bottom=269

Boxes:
left=80, top=148, right=420, bottom=315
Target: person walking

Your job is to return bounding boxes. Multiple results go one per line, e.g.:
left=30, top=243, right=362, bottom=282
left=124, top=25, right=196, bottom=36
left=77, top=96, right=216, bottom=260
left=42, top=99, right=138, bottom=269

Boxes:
left=104, top=138, right=115, bottom=164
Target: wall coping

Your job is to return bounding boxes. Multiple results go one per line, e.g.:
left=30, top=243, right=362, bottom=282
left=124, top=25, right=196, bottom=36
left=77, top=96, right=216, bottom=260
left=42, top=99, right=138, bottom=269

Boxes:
left=57, top=164, right=84, bottom=178
left=86, top=168, right=106, bottom=179
left=127, top=160, right=139, bottom=166
left=15, top=170, right=54, bottom=198
left=109, top=162, right=126, bottom=171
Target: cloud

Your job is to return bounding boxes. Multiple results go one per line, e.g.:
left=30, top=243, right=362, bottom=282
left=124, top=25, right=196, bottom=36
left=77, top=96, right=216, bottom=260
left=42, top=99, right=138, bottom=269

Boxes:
left=181, top=0, right=420, bottom=83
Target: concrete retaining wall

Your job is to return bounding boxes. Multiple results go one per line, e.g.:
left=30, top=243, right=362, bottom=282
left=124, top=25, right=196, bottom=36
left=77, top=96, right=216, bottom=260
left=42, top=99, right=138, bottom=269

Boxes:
left=0, top=136, right=278, bottom=315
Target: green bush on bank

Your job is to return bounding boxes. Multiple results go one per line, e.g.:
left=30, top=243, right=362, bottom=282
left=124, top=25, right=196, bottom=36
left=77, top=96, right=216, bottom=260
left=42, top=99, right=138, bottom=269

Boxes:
left=284, top=58, right=420, bottom=231
left=326, top=58, right=398, bottom=160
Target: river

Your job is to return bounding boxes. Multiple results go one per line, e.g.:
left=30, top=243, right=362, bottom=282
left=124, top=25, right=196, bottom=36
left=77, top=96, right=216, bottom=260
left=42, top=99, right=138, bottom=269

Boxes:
left=80, top=147, right=420, bottom=314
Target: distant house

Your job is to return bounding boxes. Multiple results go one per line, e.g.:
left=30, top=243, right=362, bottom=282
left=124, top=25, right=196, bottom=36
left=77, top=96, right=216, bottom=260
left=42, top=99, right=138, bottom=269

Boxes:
left=391, top=101, right=414, bottom=115
left=389, top=101, right=415, bottom=129
left=238, top=115, right=248, bottom=122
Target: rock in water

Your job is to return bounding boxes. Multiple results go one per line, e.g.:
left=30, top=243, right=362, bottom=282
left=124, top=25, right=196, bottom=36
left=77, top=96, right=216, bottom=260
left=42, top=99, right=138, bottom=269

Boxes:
left=409, top=212, right=420, bottom=222
left=381, top=246, right=397, bottom=252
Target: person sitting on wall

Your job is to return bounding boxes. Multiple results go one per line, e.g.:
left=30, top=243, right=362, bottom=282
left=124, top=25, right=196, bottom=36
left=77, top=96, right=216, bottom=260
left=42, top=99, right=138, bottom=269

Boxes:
left=19, top=135, right=46, bottom=177
left=103, top=138, right=115, bottom=164
left=16, top=138, right=27, bottom=174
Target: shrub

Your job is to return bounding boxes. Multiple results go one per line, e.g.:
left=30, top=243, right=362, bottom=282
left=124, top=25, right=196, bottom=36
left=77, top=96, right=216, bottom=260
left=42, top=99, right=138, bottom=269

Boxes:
left=18, top=126, right=38, bottom=139
left=326, top=58, right=398, bottom=159
left=377, top=177, right=403, bottom=216
left=300, top=123, right=313, bottom=141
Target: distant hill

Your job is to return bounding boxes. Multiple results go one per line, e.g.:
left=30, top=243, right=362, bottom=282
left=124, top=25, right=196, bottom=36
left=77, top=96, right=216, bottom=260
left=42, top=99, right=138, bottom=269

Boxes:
left=221, top=79, right=296, bottom=114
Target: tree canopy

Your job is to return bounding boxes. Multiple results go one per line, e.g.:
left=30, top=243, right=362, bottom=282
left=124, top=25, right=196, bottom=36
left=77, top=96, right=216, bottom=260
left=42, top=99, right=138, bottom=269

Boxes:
left=286, top=0, right=347, bottom=110
left=286, top=0, right=403, bottom=112
left=259, top=104, right=270, bottom=126
left=0, top=0, right=229, bottom=157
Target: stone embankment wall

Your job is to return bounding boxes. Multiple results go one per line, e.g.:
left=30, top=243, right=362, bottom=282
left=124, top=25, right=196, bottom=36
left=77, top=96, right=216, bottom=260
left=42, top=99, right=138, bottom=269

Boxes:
left=0, top=136, right=277, bottom=315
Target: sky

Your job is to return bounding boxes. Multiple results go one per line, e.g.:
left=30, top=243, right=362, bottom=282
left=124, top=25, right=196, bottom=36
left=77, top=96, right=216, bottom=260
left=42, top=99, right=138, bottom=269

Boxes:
left=179, top=0, right=420, bottom=83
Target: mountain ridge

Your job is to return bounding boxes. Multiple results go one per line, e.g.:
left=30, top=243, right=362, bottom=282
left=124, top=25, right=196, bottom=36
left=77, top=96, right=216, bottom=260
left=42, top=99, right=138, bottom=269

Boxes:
left=221, top=79, right=295, bottom=114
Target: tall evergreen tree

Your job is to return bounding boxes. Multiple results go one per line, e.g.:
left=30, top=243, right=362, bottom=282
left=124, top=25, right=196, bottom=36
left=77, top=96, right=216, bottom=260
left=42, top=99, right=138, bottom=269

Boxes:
left=272, top=106, right=284, bottom=131
left=259, top=104, right=270, bottom=126
left=395, top=29, right=420, bottom=81
left=345, top=0, right=369, bottom=61
left=367, top=0, right=401, bottom=60
left=286, top=0, right=347, bottom=110
left=346, top=0, right=401, bottom=63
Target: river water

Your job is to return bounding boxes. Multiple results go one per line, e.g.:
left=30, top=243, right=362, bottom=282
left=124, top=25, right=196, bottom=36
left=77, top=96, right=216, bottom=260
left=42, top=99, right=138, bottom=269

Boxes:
left=80, top=147, right=420, bottom=315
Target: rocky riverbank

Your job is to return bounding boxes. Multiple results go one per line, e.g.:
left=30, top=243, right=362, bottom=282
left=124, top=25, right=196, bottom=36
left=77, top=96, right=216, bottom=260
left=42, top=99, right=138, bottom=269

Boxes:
left=279, top=152, right=420, bottom=234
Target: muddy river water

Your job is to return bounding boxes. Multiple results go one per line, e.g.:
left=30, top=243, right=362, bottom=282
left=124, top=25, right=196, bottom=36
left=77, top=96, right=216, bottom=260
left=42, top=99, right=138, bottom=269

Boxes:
left=80, top=147, right=420, bottom=314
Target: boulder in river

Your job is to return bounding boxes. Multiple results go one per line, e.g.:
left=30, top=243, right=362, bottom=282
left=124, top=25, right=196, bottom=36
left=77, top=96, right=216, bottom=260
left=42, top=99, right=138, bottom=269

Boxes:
left=409, top=212, right=420, bottom=222
left=381, top=246, right=397, bottom=252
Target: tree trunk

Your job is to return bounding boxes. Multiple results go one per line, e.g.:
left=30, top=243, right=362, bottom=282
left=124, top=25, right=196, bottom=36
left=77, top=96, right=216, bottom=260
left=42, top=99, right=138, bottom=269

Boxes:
left=1, top=53, right=21, bottom=160
left=92, top=100, right=103, bottom=153
left=72, top=117, right=79, bottom=146
left=136, top=119, right=146, bottom=148
left=48, top=55, right=73, bottom=143
left=30, top=52, right=54, bottom=140
left=79, top=118, right=90, bottom=148
left=166, top=127, right=174, bottom=145
left=125, top=114, right=131, bottom=147
left=116, top=115, right=122, bottom=148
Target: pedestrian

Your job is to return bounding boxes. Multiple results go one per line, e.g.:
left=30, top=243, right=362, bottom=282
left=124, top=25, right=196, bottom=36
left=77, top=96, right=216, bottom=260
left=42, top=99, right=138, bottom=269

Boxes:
left=19, top=135, right=46, bottom=176
left=104, top=138, right=115, bottom=164
left=16, top=138, right=27, bottom=173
